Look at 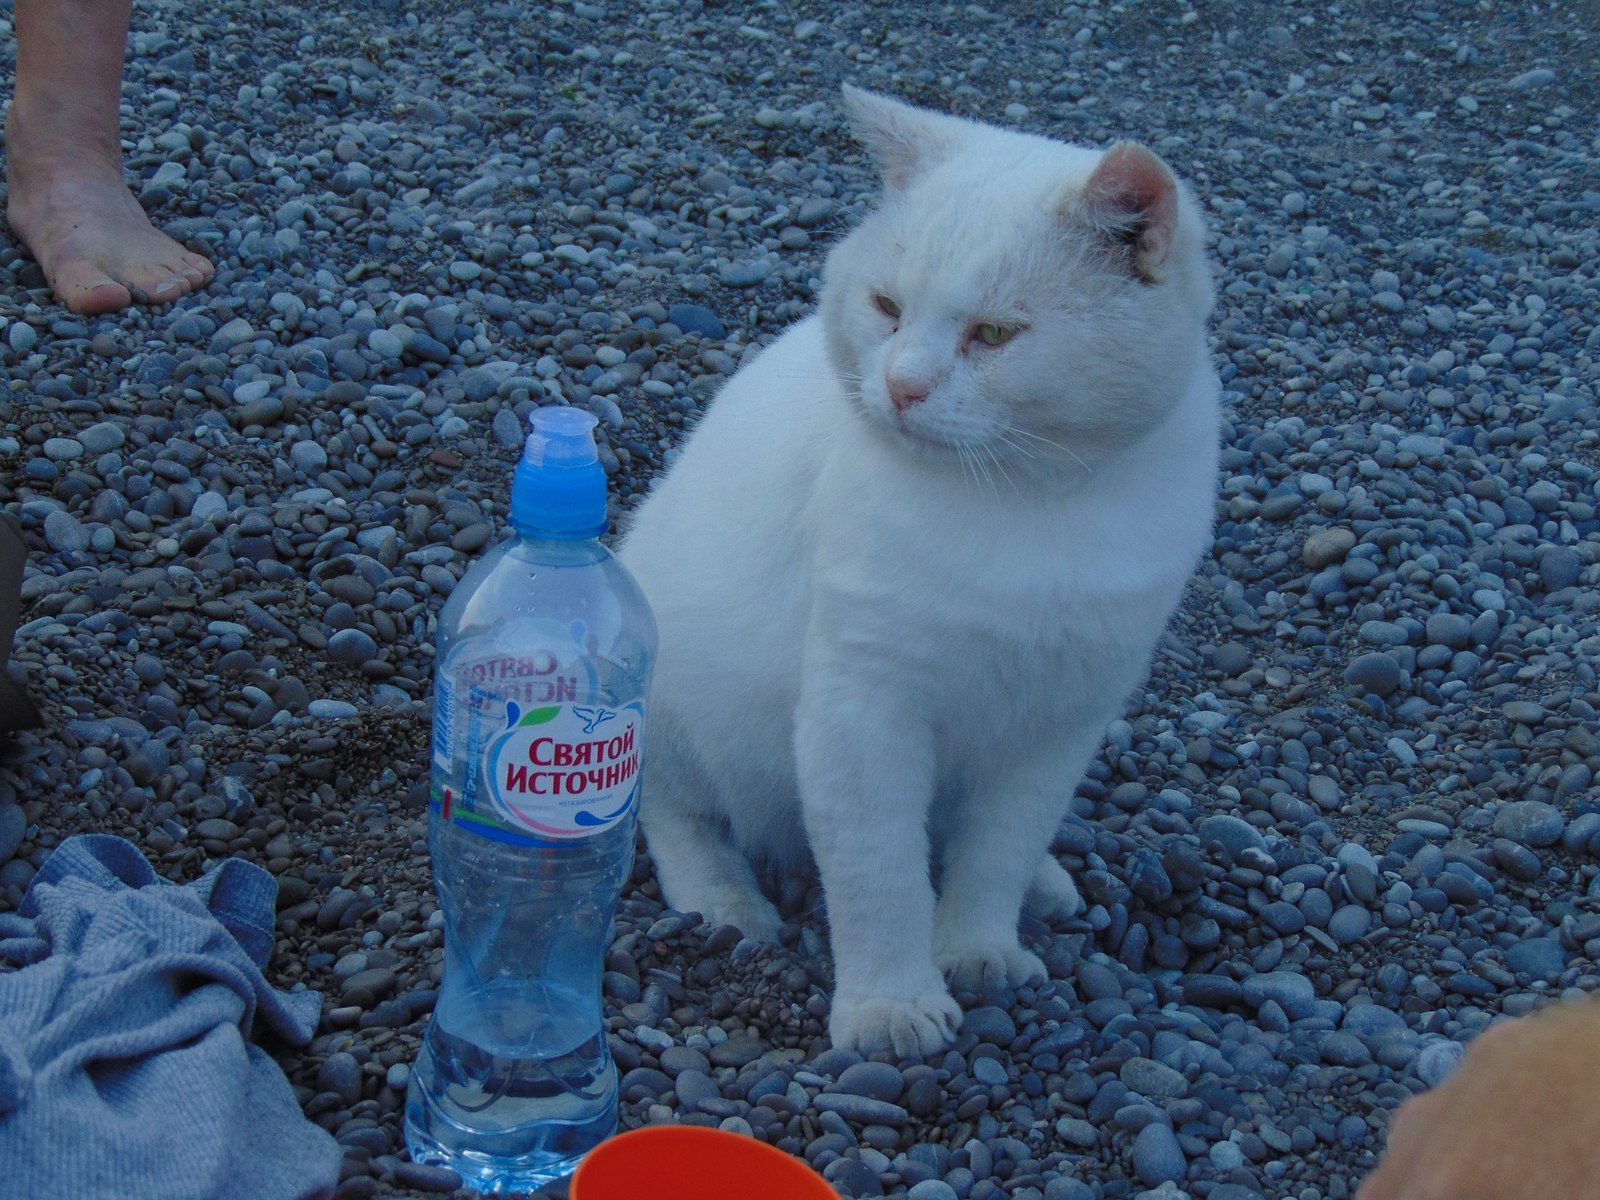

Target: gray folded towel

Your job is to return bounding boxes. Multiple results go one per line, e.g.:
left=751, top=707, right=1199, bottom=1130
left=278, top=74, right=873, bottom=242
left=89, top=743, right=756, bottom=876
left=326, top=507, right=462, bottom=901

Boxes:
left=0, top=835, right=341, bottom=1200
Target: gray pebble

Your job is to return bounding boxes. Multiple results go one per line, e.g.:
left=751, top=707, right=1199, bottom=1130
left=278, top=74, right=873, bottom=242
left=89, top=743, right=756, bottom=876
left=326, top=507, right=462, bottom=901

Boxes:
left=1301, top=527, right=1355, bottom=568
left=812, top=1093, right=911, bottom=1126
left=390, top=1162, right=464, bottom=1193
left=835, top=1060, right=904, bottom=1103
left=327, top=629, right=380, bottom=666
left=1131, top=1124, right=1186, bottom=1187
left=0, top=805, right=25, bottom=862
left=1493, top=801, right=1565, bottom=847
left=1120, top=1057, right=1187, bottom=1099
left=316, top=1052, right=362, bottom=1106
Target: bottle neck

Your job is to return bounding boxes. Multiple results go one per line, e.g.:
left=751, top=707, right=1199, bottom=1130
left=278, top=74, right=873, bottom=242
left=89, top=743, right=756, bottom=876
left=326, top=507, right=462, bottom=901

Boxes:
left=505, top=529, right=612, bottom=566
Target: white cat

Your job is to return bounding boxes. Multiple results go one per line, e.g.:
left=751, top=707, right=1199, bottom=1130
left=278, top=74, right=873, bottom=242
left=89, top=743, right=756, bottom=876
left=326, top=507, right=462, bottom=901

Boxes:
left=619, top=86, right=1220, bottom=1057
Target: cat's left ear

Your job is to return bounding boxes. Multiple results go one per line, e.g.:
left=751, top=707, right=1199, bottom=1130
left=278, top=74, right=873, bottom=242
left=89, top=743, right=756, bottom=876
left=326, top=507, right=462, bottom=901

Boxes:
left=840, top=84, right=967, bottom=192
left=1074, top=142, right=1181, bottom=284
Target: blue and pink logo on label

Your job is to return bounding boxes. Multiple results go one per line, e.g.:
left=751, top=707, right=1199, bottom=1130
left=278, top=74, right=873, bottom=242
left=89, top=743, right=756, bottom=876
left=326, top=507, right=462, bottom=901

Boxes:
left=480, top=699, right=644, bottom=839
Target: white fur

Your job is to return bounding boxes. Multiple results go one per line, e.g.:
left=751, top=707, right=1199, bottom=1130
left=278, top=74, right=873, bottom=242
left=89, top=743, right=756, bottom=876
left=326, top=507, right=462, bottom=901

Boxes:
left=620, top=88, right=1220, bottom=1058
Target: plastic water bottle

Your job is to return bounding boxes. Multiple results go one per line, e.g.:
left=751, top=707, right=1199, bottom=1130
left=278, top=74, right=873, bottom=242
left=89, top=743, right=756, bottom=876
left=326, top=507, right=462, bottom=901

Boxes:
left=404, top=406, right=656, bottom=1193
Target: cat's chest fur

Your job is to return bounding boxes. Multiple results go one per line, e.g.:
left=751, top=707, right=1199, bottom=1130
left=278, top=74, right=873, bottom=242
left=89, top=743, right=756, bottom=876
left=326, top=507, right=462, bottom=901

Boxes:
left=799, top=368, right=1213, bottom=755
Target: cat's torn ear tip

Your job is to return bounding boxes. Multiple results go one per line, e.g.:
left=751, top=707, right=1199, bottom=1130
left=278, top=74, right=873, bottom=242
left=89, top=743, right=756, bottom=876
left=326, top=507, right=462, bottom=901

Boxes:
left=839, top=83, right=895, bottom=125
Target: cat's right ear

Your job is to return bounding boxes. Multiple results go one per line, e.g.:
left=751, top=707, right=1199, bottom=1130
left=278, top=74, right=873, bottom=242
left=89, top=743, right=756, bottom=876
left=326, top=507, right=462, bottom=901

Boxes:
left=840, top=85, right=965, bottom=192
left=1074, top=142, right=1181, bottom=284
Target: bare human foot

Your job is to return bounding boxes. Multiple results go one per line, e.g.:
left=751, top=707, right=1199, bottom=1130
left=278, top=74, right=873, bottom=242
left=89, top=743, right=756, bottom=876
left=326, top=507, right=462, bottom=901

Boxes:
left=5, top=0, right=214, bottom=316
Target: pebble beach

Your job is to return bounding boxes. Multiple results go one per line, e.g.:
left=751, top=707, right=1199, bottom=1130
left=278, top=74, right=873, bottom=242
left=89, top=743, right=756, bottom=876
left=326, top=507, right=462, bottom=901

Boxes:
left=2, top=1, right=1598, bottom=1197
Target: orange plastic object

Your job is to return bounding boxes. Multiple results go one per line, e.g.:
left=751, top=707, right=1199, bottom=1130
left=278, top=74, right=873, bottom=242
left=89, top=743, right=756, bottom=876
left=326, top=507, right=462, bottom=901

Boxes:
left=570, top=1125, right=836, bottom=1199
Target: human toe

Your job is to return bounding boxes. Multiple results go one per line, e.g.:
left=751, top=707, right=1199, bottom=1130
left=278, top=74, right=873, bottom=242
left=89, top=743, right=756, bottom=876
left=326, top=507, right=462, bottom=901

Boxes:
left=53, top=265, right=133, bottom=316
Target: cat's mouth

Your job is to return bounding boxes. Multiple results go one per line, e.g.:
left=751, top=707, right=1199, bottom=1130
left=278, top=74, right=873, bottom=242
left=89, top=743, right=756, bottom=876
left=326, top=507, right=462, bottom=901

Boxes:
left=887, top=412, right=976, bottom=457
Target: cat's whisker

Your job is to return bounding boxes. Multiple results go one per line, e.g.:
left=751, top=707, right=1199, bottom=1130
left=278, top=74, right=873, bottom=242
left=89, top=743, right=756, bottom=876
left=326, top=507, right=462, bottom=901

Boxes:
left=957, top=444, right=983, bottom=493
left=969, top=441, right=1009, bottom=500
left=992, top=432, right=1038, bottom=461
left=1001, top=425, right=1091, bottom=474
left=983, top=442, right=1023, bottom=496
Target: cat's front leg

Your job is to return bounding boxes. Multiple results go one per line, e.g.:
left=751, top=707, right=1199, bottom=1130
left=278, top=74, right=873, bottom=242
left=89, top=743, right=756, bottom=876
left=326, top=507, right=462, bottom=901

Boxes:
left=794, top=669, right=961, bottom=1058
left=934, top=748, right=1094, bottom=994
left=639, top=714, right=784, bottom=942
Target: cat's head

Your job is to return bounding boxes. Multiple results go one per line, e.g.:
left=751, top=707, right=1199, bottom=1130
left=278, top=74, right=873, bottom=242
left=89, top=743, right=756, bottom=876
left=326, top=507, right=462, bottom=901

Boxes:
left=820, top=86, right=1215, bottom=479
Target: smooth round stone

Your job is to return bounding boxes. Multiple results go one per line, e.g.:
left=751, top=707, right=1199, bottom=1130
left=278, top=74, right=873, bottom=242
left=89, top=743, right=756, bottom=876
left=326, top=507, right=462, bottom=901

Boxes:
left=673, top=1068, right=720, bottom=1113
left=340, top=967, right=397, bottom=999
left=708, top=1036, right=764, bottom=1068
left=1505, top=937, right=1566, bottom=979
left=8, top=322, right=38, bottom=352
left=659, top=1045, right=710, bottom=1077
left=1562, top=810, right=1600, bottom=851
left=835, top=1060, right=904, bottom=1103
left=1261, top=901, right=1306, bottom=934
left=1491, top=838, right=1542, bottom=882
left=315, top=1052, right=362, bottom=1105
left=1358, top=620, right=1410, bottom=647
left=1119, top=1057, right=1187, bottom=1099
left=1344, top=652, right=1401, bottom=695
left=191, top=492, right=228, bottom=523
left=1183, top=974, right=1243, bottom=1008
left=1342, top=1004, right=1409, bottom=1040
left=1242, top=971, right=1316, bottom=1018
left=326, top=628, right=379, bottom=665
left=718, top=259, right=768, bottom=287
left=79, top=421, right=126, bottom=453
left=810, top=1046, right=864, bottom=1079
left=1508, top=66, right=1558, bottom=89
left=1319, top=1032, right=1371, bottom=1066
left=391, top=1162, right=464, bottom=1193
left=308, top=699, right=360, bottom=719
left=0, top=804, right=26, bottom=862
left=233, top=379, right=272, bottom=405
left=325, top=575, right=377, bottom=605
left=971, top=1056, right=1008, bottom=1086
left=1415, top=1040, right=1464, bottom=1087
left=1328, top=904, right=1372, bottom=944
left=1131, top=1123, right=1186, bottom=1186
left=825, top=1159, right=883, bottom=1197
left=1076, top=960, right=1123, bottom=1002
left=1493, top=800, right=1565, bottom=847
left=909, top=1182, right=960, bottom=1200
left=1540, top=546, right=1581, bottom=591
left=368, top=328, right=405, bottom=359
left=290, top=440, right=328, bottom=473
left=811, top=1093, right=910, bottom=1126
left=43, top=510, right=88, bottom=552
left=1196, top=814, right=1266, bottom=861
left=1425, top=612, right=1472, bottom=649
left=666, top=304, right=726, bottom=339
left=1302, top=527, right=1356, bottom=568
left=1209, top=1141, right=1246, bottom=1171
left=960, top=1006, right=1017, bottom=1045
left=1502, top=701, right=1548, bottom=726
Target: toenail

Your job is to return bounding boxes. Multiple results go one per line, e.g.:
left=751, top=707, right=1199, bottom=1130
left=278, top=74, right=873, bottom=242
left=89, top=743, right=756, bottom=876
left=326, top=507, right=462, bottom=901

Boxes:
left=152, top=278, right=184, bottom=296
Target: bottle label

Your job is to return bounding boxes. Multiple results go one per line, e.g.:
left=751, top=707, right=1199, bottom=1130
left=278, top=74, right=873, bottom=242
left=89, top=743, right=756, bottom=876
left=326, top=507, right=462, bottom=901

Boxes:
left=432, top=628, right=643, bottom=844
left=480, top=699, right=644, bottom=839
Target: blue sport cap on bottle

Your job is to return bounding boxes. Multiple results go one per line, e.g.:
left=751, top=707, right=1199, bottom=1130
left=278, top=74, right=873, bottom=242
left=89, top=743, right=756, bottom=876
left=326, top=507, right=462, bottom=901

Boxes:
left=509, top=406, right=608, bottom=539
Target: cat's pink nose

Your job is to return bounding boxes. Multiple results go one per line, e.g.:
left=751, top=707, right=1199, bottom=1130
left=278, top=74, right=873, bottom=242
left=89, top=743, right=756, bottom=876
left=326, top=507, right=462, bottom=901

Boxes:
left=888, top=379, right=927, bottom=412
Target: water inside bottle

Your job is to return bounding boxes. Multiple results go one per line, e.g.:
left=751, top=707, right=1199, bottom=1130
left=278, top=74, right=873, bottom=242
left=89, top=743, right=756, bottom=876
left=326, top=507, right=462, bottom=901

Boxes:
left=405, top=977, right=617, bottom=1191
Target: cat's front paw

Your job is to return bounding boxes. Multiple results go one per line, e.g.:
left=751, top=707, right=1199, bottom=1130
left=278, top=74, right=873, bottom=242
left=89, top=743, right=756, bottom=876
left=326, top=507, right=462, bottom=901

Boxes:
left=706, top=896, right=784, bottom=944
left=829, top=986, right=962, bottom=1058
left=936, top=940, right=1047, bottom=995
left=1024, top=857, right=1083, bottom=923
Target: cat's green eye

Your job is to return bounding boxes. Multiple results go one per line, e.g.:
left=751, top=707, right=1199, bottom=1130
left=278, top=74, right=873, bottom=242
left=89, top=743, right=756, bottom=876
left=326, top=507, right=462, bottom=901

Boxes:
left=975, top=322, right=1018, bottom=347
left=873, top=293, right=902, bottom=320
